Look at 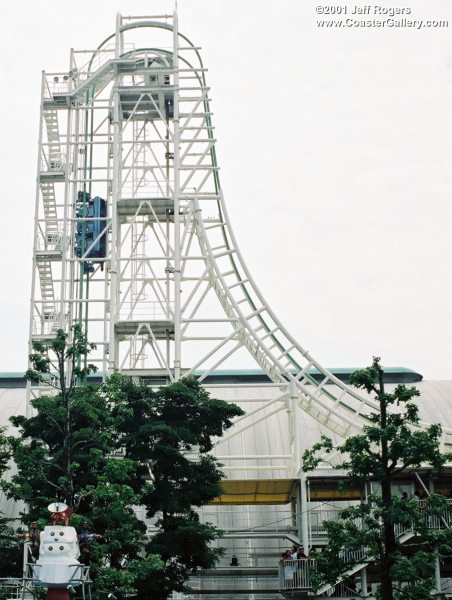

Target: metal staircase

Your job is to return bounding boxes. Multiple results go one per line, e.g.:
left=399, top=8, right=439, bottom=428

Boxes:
left=24, top=11, right=452, bottom=600
left=39, top=180, right=59, bottom=240
left=43, top=109, right=63, bottom=171
left=31, top=105, right=64, bottom=335
left=27, top=11, right=452, bottom=455
left=35, top=261, right=55, bottom=321
left=282, top=500, right=452, bottom=599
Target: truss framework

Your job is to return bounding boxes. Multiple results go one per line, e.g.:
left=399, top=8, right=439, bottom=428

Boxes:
left=27, top=13, right=452, bottom=479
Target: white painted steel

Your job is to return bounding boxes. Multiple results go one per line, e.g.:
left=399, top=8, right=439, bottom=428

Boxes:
left=26, top=13, right=452, bottom=472
left=172, top=10, right=182, bottom=380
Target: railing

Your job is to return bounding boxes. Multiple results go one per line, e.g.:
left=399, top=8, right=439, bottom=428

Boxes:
left=310, top=508, right=342, bottom=538
left=32, top=312, right=66, bottom=336
left=200, top=507, right=296, bottom=533
left=36, top=231, right=63, bottom=252
left=43, top=44, right=136, bottom=99
left=27, top=562, right=91, bottom=585
left=338, top=547, right=366, bottom=564
left=0, top=578, right=32, bottom=598
left=118, top=300, right=174, bottom=321
left=394, top=521, right=413, bottom=539
left=188, top=573, right=281, bottom=595
left=215, top=551, right=280, bottom=568
left=40, top=149, right=67, bottom=173
left=440, top=576, right=452, bottom=595
left=321, top=583, right=363, bottom=597
left=136, top=504, right=298, bottom=568
left=72, top=43, right=135, bottom=79
left=43, top=75, right=71, bottom=98
left=309, top=499, right=452, bottom=540
left=286, top=501, right=452, bottom=595
left=120, top=179, right=174, bottom=198
left=418, top=498, right=452, bottom=529
left=279, top=560, right=363, bottom=596
left=279, top=558, right=315, bottom=589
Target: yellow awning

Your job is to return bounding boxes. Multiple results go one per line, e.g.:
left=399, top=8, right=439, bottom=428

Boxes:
left=210, top=478, right=297, bottom=505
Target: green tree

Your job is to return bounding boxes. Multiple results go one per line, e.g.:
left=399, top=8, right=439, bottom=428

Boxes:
left=303, top=357, right=452, bottom=600
left=105, top=374, right=243, bottom=600
left=0, top=429, right=21, bottom=578
left=7, top=330, right=147, bottom=594
left=0, top=515, right=22, bottom=579
left=5, top=329, right=243, bottom=599
left=24, top=324, right=97, bottom=508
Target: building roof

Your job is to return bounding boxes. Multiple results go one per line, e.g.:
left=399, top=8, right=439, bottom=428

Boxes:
left=1, top=375, right=451, bottom=506
left=0, top=367, right=423, bottom=388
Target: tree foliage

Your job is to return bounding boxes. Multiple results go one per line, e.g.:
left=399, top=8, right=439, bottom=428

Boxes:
left=0, top=430, right=21, bottom=578
left=23, top=325, right=97, bottom=508
left=4, top=328, right=243, bottom=599
left=303, top=358, right=452, bottom=600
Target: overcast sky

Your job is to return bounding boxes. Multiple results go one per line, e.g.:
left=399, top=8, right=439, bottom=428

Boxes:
left=0, top=0, right=451, bottom=379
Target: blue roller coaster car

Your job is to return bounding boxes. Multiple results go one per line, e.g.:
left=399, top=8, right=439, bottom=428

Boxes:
left=75, top=192, right=107, bottom=272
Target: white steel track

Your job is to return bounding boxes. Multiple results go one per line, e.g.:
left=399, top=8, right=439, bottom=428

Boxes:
left=26, top=12, right=452, bottom=457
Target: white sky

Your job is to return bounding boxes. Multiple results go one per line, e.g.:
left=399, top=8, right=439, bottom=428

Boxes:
left=0, top=0, right=451, bottom=379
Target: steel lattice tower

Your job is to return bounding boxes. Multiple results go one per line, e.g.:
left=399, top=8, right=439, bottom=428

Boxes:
left=28, top=12, right=452, bottom=507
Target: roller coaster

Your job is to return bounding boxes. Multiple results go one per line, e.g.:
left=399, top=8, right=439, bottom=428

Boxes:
left=24, top=11, right=452, bottom=600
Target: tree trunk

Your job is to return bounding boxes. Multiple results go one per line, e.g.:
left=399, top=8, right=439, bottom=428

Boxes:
left=380, top=476, right=396, bottom=600
left=59, top=351, right=73, bottom=507
left=379, top=366, right=395, bottom=600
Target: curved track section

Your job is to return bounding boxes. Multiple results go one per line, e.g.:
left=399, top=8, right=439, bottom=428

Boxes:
left=172, top=25, right=452, bottom=447
left=28, top=14, right=452, bottom=451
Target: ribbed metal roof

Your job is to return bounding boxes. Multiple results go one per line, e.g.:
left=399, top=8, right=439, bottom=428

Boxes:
left=0, top=378, right=451, bottom=511
left=0, top=367, right=423, bottom=387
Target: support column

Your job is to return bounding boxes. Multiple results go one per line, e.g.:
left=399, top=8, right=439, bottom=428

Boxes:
left=300, top=470, right=309, bottom=555
left=22, top=541, right=29, bottom=578
left=290, top=380, right=309, bottom=554
left=172, top=10, right=181, bottom=380
left=108, top=14, right=122, bottom=373
left=434, top=556, right=441, bottom=596
left=361, top=566, right=368, bottom=597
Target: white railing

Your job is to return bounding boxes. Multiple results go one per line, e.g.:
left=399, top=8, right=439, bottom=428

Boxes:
left=36, top=232, right=63, bottom=252
left=279, top=560, right=363, bottom=596
left=419, top=498, right=452, bottom=529
left=310, top=508, right=342, bottom=537
left=200, top=507, right=296, bottom=533
left=339, top=546, right=366, bottom=564
left=44, top=44, right=136, bottom=99
left=322, top=582, right=363, bottom=597
left=33, top=312, right=66, bottom=336
left=389, top=500, right=452, bottom=539
left=121, top=179, right=173, bottom=198
left=73, top=43, right=135, bottom=79
left=286, top=501, right=452, bottom=595
left=119, top=300, right=174, bottom=321
left=394, top=521, right=413, bottom=539
left=309, top=500, right=452, bottom=540
left=0, top=579, right=29, bottom=598
left=41, top=149, right=67, bottom=172
left=44, top=75, right=71, bottom=97
left=28, top=562, right=90, bottom=585
left=279, top=558, right=315, bottom=590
